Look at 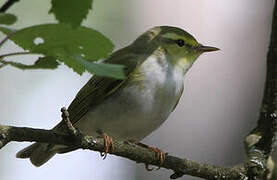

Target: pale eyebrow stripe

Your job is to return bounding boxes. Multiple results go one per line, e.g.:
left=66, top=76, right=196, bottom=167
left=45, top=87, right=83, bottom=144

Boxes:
left=161, top=32, right=198, bottom=47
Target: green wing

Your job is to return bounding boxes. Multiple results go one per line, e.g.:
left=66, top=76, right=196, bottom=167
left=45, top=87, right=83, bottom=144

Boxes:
left=66, top=46, right=144, bottom=126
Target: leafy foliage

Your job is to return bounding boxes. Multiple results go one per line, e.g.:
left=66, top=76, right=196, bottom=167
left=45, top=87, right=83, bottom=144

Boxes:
left=75, top=55, right=125, bottom=79
left=49, top=0, right=93, bottom=27
left=0, top=0, right=125, bottom=79
left=0, top=13, right=17, bottom=25
left=0, top=24, right=114, bottom=75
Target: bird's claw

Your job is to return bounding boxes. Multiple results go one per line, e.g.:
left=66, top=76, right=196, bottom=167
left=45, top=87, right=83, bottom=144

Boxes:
left=145, top=163, right=155, bottom=171
left=144, top=146, right=165, bottom=171
left=149, top=146, right=165, bottom=166
left=100, top=133, right=114, bottom=159
left=135, top=142, right=165, bottom=170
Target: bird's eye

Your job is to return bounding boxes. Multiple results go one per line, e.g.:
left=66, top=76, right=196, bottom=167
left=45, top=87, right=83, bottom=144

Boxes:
left=176, top=39, right=185, bottom=47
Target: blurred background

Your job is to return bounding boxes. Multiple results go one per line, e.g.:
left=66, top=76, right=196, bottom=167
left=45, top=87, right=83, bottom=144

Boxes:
left=0, top=0, right=274, bottom=179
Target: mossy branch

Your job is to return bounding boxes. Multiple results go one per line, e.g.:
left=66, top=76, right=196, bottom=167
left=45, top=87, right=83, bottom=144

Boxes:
left=0, top=122, right=246, bottom=180
left=244, top=1, right=277, bottom=179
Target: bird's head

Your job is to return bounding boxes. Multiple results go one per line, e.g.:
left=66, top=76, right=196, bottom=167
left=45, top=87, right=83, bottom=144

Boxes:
left=133, top=26, right=219, bottom=69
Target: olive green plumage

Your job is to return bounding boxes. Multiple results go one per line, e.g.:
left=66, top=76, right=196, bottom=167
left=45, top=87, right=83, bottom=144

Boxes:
left=16, top=26, right=219, bottom=167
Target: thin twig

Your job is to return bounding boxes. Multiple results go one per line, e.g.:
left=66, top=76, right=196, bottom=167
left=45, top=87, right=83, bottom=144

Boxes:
left=0, top=31, right=16, bottom=48
left=0, top=52, right=35, bottom=60
left=61, top=107, right=78, bottom=135
left=0, top=0, right=20, bottom=13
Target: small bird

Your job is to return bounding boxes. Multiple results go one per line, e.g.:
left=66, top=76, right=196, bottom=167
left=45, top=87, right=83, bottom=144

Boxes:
left=16, top=26, right=219, bottom=167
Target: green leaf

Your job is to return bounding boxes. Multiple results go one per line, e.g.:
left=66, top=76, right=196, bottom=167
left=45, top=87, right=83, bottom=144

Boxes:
left=49, top=0, right=93, bottom=27
left=75, top=55, right=125, bottom=79
left=0, top=13, right=17, bottom=25
left=0, top=24, right=114, bottom=74
left=2, top=56, right=59, bottom=70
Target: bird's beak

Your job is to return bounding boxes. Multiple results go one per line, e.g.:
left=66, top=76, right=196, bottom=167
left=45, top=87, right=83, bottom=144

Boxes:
left=198, top=45, right=220, bottom=53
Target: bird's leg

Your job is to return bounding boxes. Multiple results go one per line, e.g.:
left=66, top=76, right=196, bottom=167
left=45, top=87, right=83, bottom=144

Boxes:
left=135, top=142, right=166, bottom=170
left=96, top=129, right=114, bottom=159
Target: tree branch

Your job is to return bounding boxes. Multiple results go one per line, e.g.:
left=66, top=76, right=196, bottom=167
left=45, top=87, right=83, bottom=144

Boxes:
left=0, top=124, right=247, bottom=180
left=244, top=1, right=277, bottom=179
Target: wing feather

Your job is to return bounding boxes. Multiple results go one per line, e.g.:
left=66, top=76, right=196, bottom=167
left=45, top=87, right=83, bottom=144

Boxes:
left=66, top=47, right=144, bottom=125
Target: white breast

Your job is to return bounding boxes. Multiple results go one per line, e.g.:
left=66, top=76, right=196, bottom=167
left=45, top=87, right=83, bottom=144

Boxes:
left=75, top=54, right=185, bottom=141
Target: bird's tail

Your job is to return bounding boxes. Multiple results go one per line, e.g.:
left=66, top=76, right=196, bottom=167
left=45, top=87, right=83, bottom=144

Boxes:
left=16, top=143, right=56, bottom=167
